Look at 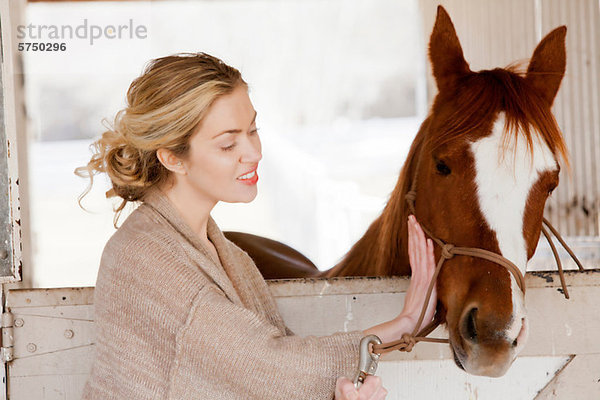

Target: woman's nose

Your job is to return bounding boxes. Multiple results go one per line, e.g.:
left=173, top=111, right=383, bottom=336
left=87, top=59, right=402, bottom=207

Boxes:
left=240, top=135, right=262, bottom=163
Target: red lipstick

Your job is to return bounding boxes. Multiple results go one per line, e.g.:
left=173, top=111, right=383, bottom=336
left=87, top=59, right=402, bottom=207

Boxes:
left=239, top=173, right=258, bottom=185
left=237, top=166, right=259, bottom=185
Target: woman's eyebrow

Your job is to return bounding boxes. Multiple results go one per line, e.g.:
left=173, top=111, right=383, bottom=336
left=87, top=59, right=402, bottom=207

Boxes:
left=212, top=111, right=258, bottom=139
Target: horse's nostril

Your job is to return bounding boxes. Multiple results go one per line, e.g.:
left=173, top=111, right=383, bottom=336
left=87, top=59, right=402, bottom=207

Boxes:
left=462, top=307, right=478, bottom=343
left=512, top=317, right=527, bottom=348
left=452, top=349, right=465, bottom=371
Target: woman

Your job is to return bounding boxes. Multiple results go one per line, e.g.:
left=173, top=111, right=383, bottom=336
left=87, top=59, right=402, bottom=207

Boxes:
left=77, top=52, right=437, bottom=400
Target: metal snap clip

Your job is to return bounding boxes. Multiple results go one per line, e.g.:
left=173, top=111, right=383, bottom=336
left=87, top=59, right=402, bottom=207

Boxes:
left=353, top=335, right=382, bottom=388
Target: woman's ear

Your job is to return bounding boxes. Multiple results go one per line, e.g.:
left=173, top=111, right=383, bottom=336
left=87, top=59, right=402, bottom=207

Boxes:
left=156, top=148, right=186, bottom=175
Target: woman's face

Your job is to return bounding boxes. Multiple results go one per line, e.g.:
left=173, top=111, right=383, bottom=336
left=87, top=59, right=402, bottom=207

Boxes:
left=181, top=85, right=262, bottom=204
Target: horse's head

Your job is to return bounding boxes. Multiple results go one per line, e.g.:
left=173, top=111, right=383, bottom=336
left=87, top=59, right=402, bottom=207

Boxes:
left=416, top=7, right=568, bottom=377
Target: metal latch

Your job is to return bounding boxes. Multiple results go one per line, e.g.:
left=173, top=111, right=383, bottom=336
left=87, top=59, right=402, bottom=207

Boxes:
left=1, top=311, right=14, bottom=363
left=353, top=335, right=382, bottom=388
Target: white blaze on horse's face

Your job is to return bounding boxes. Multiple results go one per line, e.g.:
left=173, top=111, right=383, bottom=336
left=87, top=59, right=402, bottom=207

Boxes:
left=469, top=112, right=558, bottom=359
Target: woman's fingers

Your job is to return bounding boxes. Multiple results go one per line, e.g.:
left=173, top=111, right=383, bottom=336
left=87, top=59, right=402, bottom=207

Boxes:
left=414, top=218, right=428, bottom=271
left=404, top=215, right=438, bottom=329
left=410, top=216, right=433, bottom=274
left=408, top=215, right=428, bottom=281
left=366, top=378, right=388, bottom=400
left=407, top=216, right=415, bottom=270
left=370, top=386, right=388, bottom=400
left=334, top=376, right=387, bottom=400
left=335, top=377, right=358, bottom=400
left=408, top=216, right=421, bottom=277
left=359, top=376, right=385, bottom=400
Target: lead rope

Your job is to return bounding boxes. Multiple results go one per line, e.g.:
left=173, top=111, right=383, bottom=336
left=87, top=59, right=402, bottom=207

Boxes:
left=541, top=217, right=585, bottom=299
left=356, top=147, right=586, bottom=380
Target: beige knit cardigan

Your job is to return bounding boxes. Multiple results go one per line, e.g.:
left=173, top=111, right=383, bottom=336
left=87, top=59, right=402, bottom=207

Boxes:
left=82, top=187, right=362, bottom=399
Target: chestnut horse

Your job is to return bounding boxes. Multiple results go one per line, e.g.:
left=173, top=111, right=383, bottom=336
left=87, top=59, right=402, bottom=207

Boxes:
left=225, top=6, right=569, bottom=377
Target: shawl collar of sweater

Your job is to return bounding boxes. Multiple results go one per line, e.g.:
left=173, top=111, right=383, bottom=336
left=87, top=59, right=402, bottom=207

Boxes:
left=141, top=186, right=243, bottom=306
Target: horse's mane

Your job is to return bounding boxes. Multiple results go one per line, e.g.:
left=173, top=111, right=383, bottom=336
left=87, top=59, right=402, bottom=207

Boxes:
left=428, top=67, right=569, bottom=169
left=328, top=67, right=569, bottom=277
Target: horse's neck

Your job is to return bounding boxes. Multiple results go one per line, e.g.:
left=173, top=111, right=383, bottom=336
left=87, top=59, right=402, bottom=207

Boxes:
left=323, top=120, right=430, bottom=278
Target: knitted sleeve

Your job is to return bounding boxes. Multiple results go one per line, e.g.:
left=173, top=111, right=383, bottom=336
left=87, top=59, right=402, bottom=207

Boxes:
left=166, top=283, right=363, bottom=400
left=84, top=228, right=210, bottom=400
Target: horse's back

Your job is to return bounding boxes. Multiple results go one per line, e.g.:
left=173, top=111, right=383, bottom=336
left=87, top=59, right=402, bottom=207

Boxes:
left=224, top=231, right=320, bottom=279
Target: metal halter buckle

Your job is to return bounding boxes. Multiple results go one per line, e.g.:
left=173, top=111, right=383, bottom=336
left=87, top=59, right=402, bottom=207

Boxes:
left=353, top=335, right=382, bottom=388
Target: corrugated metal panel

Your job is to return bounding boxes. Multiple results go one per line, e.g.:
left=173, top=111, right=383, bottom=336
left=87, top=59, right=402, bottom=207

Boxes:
left=541, top=0, right=600, bottom=237
left=419, top=0, right=537, bottom=87
left=419, top=0, right=600, bottom=237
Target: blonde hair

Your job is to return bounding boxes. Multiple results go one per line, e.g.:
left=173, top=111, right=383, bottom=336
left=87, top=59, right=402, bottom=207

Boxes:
left=75, top=52, right=246, bottom=227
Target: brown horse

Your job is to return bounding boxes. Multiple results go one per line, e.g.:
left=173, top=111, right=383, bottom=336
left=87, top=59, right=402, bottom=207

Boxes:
left=225, top=6, right=569, bottom=377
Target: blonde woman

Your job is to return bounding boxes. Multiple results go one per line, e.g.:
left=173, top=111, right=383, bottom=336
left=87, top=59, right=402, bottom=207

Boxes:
left=77, top=52, right=437, bottom=400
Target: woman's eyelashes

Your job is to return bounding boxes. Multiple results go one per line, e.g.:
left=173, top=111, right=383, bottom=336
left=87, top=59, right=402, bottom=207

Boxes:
left=220, top=128, right=259, bottom=152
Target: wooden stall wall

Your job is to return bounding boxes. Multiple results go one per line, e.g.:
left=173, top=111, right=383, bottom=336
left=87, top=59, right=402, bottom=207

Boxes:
left=4, top=273, right=600, bottom=399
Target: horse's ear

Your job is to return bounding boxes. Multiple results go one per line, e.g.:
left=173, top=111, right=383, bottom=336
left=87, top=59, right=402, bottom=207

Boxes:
left=429, top=6, right=470, bottom=93
left=526, top=26, right=567, bottom=106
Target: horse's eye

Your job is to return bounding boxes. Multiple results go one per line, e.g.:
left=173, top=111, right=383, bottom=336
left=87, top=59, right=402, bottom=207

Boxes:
left=436, top=160, right=451, bottom=176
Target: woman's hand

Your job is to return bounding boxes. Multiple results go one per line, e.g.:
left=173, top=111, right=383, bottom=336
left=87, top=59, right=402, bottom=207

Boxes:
left=335, top=376, right=387, bottom=400
left=362, top=215, right=437, bottom=343
left=401, top=214, right=437, bottom=332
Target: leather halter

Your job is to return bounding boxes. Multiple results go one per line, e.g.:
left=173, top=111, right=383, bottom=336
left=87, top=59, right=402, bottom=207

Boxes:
left=372, top=143, right=585, bottom=355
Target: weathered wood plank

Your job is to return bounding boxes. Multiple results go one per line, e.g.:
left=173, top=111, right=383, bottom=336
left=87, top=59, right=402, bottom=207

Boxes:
left=535, top=353, right=600, bottom=399
left=379, top=356, right=570, bottom=400
left=11, top=314, right=94, bottom=359
left=9, top=374, right=88, bottom=400
left=6, top=286, right=94, bottom=308
left=10, top=346, right=95, bottom=377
